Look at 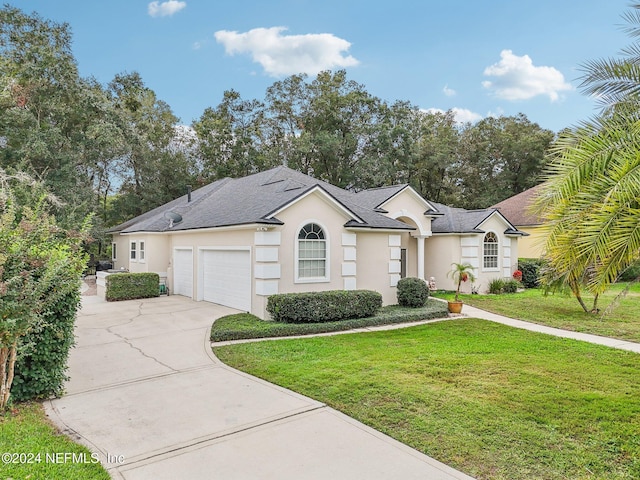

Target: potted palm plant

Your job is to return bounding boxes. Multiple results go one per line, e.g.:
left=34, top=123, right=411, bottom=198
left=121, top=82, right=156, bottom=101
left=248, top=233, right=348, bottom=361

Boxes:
left=447, top=262, right=476, bottom=313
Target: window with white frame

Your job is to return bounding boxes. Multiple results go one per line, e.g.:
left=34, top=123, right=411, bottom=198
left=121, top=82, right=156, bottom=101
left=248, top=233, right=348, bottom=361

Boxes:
left=112, top=242, right=117, bottom=261
left=130, top=241, right=137, bottom=261
left=139, top=241, right=145, bottom=262
left=483, top=232, right=498, bottom=269
left=297, top=223, right=327, bottom=280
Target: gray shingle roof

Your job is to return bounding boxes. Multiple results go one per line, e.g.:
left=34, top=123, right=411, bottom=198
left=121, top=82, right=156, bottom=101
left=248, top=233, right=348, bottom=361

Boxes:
left=429, top=202, right=523, bottom=235
left=108, top=166, right=526, bottom=236
left=109, top=166, right=415, bottom=233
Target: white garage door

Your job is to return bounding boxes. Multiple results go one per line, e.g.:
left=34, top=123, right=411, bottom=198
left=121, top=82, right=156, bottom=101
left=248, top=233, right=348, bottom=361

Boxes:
left=202, top=249, right=251, bottom=311
left=173, top=248, right=193, bottom=297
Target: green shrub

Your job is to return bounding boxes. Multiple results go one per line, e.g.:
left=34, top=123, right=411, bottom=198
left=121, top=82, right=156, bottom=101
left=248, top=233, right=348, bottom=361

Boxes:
left=11, top=289, right=80, bottom=402
left=619, top=260, right=640, bottom=282
left=518, top=258, right=545, bottom=288
left=488, top=278, right=505, bottom=294
left=106, top=273, right=159, bottom=301
left=211, top=301, right=449, bottom=342
left=397, top=277, right=429, bottom=307
left=267, top=290, right=382, bottom=323
left=502, top=279, right=520, bottom=293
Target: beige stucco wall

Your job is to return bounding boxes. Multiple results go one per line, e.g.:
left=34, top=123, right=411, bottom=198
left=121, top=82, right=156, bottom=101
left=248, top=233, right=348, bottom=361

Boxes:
left=167, top=227, right=255, bottom=301
left=379, top=189, right=432, bottom=237
left=355, top=231, right=402, bottom=305
left=425, top=235, right=462, bottom=292
left=110, top=233, right=129, bottom=271
left=276, top=191, right=352, bottom=294
left=425, top=215, right=521, bottom=293
left=517, top=225, right=545, bottom=258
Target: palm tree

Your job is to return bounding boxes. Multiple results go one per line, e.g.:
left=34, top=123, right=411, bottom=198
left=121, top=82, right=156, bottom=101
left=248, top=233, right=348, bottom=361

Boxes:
left=536, top=3, right=640, bottom=312
left=448, top=262, right=477, bottom=303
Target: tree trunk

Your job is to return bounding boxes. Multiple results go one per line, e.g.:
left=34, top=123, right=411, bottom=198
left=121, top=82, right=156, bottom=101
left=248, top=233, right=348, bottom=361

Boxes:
left=0, top=342, right=18, bottom=410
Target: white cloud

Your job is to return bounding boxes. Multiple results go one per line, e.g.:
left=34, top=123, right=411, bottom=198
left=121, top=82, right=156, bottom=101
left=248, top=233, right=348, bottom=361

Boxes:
left=482, top=50, right=573, bottom=102
left=443, top=85, right=456, bottom=97
left=148, top=1, right=186, bottom=18
left=426, top=107, right=483, bottom=124
left=214, top=26, right=359, bottom=77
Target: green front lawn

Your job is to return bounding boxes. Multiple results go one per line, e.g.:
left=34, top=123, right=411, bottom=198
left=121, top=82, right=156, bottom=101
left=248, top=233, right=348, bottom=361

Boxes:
left=0, top=402, right=110, bottom=479
left=214, top=319, right=640, bottom=480
left=433, top=283, right=640, bottom=343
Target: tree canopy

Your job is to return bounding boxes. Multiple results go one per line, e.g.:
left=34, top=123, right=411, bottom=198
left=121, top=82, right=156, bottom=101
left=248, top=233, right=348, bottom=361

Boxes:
left=1, top=5, right=555, bottom=251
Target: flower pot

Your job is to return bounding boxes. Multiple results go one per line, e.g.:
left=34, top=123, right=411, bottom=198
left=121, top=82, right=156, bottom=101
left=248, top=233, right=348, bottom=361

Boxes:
left=447, top=301, right=463, bottom=314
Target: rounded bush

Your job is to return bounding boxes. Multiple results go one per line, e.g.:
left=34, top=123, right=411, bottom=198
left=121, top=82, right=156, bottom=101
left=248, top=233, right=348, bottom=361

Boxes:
left=502, top=279, right=520, bottom=293
left=396, top=277, right=429, bottom=307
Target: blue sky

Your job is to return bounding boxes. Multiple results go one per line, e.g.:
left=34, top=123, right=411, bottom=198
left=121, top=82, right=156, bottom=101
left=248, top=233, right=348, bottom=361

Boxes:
left=10, top=1, right=632, bottom=132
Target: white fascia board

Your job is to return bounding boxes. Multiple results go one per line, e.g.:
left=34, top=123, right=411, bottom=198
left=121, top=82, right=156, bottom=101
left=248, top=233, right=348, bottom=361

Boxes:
left=377, top=185, right=434, bottom=212
left=344, top=226, right=414, bottom=233
left=266, top=185, right=365, bottom=224
left=164, top=223, right=280, bottom=235
left=474, top=210, right=519, bottom=233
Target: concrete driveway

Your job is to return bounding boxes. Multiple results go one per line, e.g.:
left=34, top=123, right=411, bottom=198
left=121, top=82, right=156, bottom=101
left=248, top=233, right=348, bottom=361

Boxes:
left=47, top=295, right=473, bottom=480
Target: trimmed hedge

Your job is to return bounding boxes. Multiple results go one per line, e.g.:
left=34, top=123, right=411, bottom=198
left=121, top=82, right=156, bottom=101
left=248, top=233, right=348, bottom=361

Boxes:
left=211, top=301, right=450, bottom=342
left=397, top=277, right=429, bottom=307
left=518, top=258, right=545, bottom=288
left=11, top=289, right=80, bottom=401
left=267, top=290, right=382, bottom=323
left=106, top=273, right=159, bottom=301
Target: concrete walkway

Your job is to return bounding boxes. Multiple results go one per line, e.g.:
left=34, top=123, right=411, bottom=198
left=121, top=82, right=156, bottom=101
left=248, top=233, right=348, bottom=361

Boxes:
left=46, top=295, right=474, bottom=480
left=461, top=304, right=640, bottom=353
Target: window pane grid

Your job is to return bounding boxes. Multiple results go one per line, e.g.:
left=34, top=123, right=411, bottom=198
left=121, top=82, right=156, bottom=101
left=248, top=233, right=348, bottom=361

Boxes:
left=483, top=233, right=498, bottom=269
left=298, top=223, right=327, bottom=279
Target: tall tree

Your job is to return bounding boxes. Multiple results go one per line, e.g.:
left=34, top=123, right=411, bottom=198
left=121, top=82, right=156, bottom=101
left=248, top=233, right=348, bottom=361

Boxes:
left=193, top=89, right=270, bottom=181
left=0, top=6, right=130, bottom=239
left=297, top=70, right=380, bottom=188
left=457, top=114, right=553, bottom=209
left=108, top=72, right=196, bottom=218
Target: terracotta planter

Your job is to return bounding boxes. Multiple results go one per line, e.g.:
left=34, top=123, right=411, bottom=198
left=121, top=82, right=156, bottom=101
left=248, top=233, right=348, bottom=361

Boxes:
left=447, top=301, right=463, bottom=314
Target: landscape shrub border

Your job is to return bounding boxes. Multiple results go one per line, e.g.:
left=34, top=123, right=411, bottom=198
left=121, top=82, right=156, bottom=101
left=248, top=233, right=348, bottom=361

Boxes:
left=211, top=301, right=449, bottom=342
left=266, top=290, right=382, bottom=323
left=106, top=272, right=159, bottom=301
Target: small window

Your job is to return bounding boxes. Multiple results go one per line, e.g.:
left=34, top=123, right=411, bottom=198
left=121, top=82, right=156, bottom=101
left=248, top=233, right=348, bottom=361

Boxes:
left=130, top=241, right=137, bottom=261
left=483, top=232, right=498, bottom=269
left=139, top=241, right=145, bottom=261
left=297, top=223, right=327, bottom=280
left=112, top=243, right=117, bottom=261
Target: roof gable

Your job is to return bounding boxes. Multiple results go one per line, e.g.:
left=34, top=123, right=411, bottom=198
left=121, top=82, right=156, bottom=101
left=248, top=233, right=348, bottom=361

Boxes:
left=265, top=185, right=365, bottom=224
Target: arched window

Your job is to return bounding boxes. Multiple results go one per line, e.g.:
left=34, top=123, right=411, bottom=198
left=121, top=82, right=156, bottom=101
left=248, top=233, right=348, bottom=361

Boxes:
left=297, top=223, right=327, bottom=280
left=483, top=232, right=499, bottom=269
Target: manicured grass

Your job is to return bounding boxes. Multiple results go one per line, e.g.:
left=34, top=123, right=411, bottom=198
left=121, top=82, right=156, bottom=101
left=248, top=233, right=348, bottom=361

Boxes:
left=214, top=319, right=640, bottom=480
left=0, top=402, right=110, bottom=479
left=210, top=300, right=449, bottom=341
left=433, top=283, right=640, bottom=343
